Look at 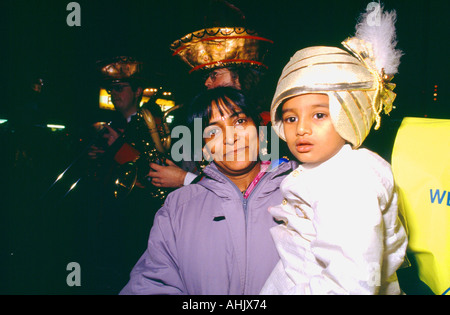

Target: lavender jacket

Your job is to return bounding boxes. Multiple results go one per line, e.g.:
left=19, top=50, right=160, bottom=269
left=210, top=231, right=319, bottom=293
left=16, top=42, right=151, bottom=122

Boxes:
left=120, top=160, right=296, bottom=295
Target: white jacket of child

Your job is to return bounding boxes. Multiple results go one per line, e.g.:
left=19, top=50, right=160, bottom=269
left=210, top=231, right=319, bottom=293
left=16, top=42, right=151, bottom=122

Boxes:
left=261, top=144, right=408, bottom=295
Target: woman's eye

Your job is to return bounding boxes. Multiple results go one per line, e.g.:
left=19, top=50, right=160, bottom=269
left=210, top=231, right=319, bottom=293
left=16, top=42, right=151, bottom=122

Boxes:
left=204, top=127, right=221, bottom=137
left=235, top=118, right=247, bottom=125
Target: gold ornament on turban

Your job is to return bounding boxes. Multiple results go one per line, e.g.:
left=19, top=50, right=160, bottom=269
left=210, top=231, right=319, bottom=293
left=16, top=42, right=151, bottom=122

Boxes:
left=342, top=37, right=398, bottom=130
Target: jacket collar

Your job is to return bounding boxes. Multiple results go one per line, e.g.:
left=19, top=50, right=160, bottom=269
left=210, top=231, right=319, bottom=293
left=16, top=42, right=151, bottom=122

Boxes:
left=198, top=159, right=297, bottom=200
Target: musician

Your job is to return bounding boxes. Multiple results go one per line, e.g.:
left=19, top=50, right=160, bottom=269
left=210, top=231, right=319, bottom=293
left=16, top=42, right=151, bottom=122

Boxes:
left=88, top=56, right=144, bottom=160
left=78, top=56, right=168, bottom=293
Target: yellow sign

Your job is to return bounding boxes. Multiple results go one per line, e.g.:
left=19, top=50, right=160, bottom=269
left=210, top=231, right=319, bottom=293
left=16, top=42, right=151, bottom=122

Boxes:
left=99, top=88, right=172, bottom=110
left=392, top=117, right=450, bottom=295
left=98, top=88, right=152, bottom=110
left=155, top=98, right=175, bottom=112
left=99, top=88, right=115, bottom=111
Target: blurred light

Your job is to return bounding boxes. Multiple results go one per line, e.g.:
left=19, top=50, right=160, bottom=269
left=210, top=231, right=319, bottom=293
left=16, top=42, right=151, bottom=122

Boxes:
left=143, top=87, right=158, bottom=96
left=166, top=115, right=174, bottom=123
left=140, top=95, right=151, bottom=107
left=155, top=98, right=175, bottom=111
left=0, top=119, right=7, bottom=124
left=99, top=88, right=115, bottom=110
left=47, top=124, right=65, bottom=130
left=66, top=179, right=81, bottom=195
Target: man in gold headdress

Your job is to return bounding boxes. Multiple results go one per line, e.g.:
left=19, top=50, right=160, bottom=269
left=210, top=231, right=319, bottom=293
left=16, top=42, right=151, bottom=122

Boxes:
left=148, top=14, right=274, bottom=188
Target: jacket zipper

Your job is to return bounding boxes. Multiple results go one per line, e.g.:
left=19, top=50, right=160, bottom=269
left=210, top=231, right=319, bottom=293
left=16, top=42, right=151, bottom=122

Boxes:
left=208, top=165, right=280, bottom=295
left=241, top=172, right=270, bottom=294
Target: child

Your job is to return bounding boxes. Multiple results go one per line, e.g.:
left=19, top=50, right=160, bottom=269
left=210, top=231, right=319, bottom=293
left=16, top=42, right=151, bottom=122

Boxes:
left=260, top=6, right=408, bottom=295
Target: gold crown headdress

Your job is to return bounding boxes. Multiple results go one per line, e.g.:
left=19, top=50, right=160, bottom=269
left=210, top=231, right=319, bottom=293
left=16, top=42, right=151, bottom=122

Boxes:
left=170, top=27, right=273, bottom=73
left=270, top=4, right=402, bottom=148
left=96, top=56, right=144, bottom=85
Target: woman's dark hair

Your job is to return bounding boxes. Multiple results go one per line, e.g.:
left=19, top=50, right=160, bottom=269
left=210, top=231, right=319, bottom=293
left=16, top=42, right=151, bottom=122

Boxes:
left=186, top=86, right=262, bottom=131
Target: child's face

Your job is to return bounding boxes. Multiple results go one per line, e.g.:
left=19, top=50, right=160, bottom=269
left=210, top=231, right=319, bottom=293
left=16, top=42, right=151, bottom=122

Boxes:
left=281, top=93, right=346, bottom=166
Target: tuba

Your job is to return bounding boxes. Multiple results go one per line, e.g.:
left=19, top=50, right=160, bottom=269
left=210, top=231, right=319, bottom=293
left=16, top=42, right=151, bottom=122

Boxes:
left=95, top=55, right=175, bottom=201
left=41, top=56, right=178, bottom=203
left=111, top=102, right=177, bottom=201
left=40, top=104, right=176, bottom=204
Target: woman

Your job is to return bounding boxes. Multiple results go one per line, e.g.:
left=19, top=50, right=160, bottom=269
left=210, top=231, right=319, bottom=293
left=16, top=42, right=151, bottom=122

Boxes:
left=120, top=87, right=296, bottom=294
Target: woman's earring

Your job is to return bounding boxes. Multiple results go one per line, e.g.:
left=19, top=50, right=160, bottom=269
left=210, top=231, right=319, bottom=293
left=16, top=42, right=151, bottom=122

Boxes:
left=202, top=146, right=213, bottom=162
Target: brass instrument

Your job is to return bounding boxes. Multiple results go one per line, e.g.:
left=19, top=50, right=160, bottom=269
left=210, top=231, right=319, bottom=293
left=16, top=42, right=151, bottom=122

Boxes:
left=41, top=55, right=177, bottom=203
left=40, top=106, right=175, bottom=204
left=112, top=104, right=174, bottom=201
left=95, top=56, right=176, bottom=201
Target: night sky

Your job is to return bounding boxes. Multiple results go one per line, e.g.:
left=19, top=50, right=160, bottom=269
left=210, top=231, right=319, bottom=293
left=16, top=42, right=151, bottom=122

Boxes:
left=3, top=0, right=450, bottom=128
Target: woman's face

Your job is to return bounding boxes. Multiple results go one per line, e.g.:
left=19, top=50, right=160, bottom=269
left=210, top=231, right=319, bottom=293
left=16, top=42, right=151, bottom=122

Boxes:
left=203, top=98, right=259, bottom=176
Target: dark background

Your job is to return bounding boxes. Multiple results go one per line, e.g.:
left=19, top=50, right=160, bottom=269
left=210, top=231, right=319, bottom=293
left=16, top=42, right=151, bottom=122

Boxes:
left=1, top=0, right=448, bottom=294
left=2, top=0, right=449, bottom=123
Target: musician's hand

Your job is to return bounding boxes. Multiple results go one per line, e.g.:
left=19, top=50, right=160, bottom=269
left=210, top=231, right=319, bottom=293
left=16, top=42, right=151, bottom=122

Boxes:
left=88, top=145, right=105, bottom=160
left=147, top=159, right=187, bottom=188
left=102, top=125, right=122, bottom=146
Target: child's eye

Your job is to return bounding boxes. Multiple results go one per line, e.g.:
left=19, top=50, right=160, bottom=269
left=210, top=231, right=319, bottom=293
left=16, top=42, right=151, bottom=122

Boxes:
left=284, top=116, right=297, bottom=123
left=314, top=113, right=327, bottom=119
